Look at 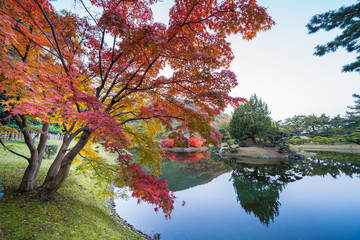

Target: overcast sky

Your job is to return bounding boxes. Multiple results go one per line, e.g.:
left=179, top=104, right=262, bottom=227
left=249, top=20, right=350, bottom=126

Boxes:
left=54, top=0, right=359, bottom=121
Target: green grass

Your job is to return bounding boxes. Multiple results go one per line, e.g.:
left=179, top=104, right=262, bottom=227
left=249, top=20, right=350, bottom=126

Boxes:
left=0, top=141, right=146, bottom=240
left=293, top=143, right=360, bottom=155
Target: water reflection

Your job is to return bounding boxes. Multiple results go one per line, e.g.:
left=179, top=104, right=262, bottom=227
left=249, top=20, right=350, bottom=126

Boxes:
left=298, top=152, right=360, bottom=178
left=221, top=152, right=360, bottom=226
left=116, top=151, right=360, bottom=239
left=230, top=163, right=299, bottom=226
left=161, top=152, right=230, bottom=191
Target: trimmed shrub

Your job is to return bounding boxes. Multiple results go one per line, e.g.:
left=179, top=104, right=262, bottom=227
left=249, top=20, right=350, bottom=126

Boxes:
left=222, top=144, right=240, bottom=153
left=264, top=143, right=275, bottom=147
left=238, top=141, right=248, bottom=147
left=44, top=145, right=59, bottom=159
left=277, top=144, right=290, bottom=153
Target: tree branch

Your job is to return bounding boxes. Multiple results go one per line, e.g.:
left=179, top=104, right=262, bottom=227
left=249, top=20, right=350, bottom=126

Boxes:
left=95, top=30, right=106, bottom=97
left=100, top=56, right=136, bottom=102
left=32, top=0, right=70, bottom=76
left=9, top=23, right=60, bottom=59
left=78, top=0, right=99, bottom=26
left=119, top=115, right=184, bottom=125
left=0, top=138, right=30, bottom=161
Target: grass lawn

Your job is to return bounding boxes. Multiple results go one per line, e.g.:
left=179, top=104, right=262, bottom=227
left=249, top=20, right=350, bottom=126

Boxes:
left=0, top=141, right=146, bottom=240
left=293, top=143, right=360, bottom=154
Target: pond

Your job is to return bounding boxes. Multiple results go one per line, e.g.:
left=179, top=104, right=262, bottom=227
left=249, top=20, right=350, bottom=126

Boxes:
left=115, top=151, right=360, bottom=239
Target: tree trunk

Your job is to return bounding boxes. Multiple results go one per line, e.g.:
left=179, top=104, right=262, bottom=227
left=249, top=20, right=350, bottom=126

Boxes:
left=18, top=156, right=41, bottom=192
left=42, top=133, right=72, bottom=184
left=16, top=119, right=49, bottom=192
left=247, top=133, right=257, bottom=144
left=28, top=123, right=50, bottom=190
left=251, top=136, right=257, bottom=144
left=38, top=129, right=92, bottom=199
left=38, top=161, right=72, bottom=199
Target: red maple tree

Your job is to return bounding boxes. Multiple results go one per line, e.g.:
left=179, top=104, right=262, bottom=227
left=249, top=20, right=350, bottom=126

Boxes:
left=0, top=0, right=274, bottom=217
left=189, top=136, right=205, bottom=147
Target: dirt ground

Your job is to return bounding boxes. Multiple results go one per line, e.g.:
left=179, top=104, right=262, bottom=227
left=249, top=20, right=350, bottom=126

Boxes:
left=220, top=143, right=286, bottom=159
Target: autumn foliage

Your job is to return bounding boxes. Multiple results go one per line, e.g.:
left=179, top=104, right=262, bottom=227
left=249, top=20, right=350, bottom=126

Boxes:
left=188, top=136, right=206, bottom=147
left=160, top=139, right=175, bottom=148
left=121, top=164, right=175, bottom=219
left=161, top=136, right=206, bottom=147
left=165, top=151, right=210, bottom=162
left=168, top=131, right=190, bottom=147
left=0, top=0, right=274, bottom=217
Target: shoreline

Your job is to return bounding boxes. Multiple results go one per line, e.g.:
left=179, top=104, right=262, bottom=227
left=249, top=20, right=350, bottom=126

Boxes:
left=162, top=146, right=209, bottom=152
left=108, top=197, right=155, bottom=240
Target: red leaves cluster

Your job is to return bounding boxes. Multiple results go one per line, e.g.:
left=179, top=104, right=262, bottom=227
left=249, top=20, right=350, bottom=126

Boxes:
left=125, top=163, right=175, bottom=219
left=188, top=136, right=205, bottom=147
left=139, top=103, right=174, bottom=129
left=160, top=139, right=174, bottom=147
left=161, top=136, right=205, bottom=148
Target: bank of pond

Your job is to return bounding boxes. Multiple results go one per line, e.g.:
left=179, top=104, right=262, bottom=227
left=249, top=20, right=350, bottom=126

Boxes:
left=115, top=150, right=360, bottom=240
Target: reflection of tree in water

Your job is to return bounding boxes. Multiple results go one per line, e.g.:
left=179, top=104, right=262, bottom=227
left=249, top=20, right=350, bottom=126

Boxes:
left=299, top=152, right=360, bottom=178
left=231, top=163, right=303, bottom=226
left=226, top=152, right=360, bottom=226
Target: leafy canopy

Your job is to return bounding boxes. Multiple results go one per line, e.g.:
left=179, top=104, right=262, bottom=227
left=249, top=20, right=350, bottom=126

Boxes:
left=0, top=0, right=274, bottom=217
left=229, top=94, right=272, bottom=143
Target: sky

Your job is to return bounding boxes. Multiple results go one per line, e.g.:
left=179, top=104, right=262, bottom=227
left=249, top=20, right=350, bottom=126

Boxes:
left=53, top=0, right=360, bottom=121
left=227, top=0, right=360, bottom=121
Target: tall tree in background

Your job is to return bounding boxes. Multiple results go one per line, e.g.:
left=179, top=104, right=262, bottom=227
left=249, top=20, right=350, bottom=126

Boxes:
left=280, top=115, right=306, bottom=136
left=0, top=0, right=274, bottom=217
left=279, top=114, right=348, bottom=137
left=302, top=114, right=331, bottom=136
left=307, top=1, right=360, bottom=72
left=229, top=94, right=273, bottom=143
left=328, top=114, right=347, bottom=135
left=346, top=92, right=360, bottom=131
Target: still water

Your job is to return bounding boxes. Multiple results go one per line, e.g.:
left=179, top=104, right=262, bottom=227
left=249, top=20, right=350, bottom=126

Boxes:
left=115, top=152, right=360, bottom=239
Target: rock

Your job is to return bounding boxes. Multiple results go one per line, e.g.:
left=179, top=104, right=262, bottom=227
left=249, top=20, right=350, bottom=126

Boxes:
left=287, top=150, right=305, bottom=161
left=184, top=148, right=192, bottom=152
left=174, top=147, right=192, bottom=152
